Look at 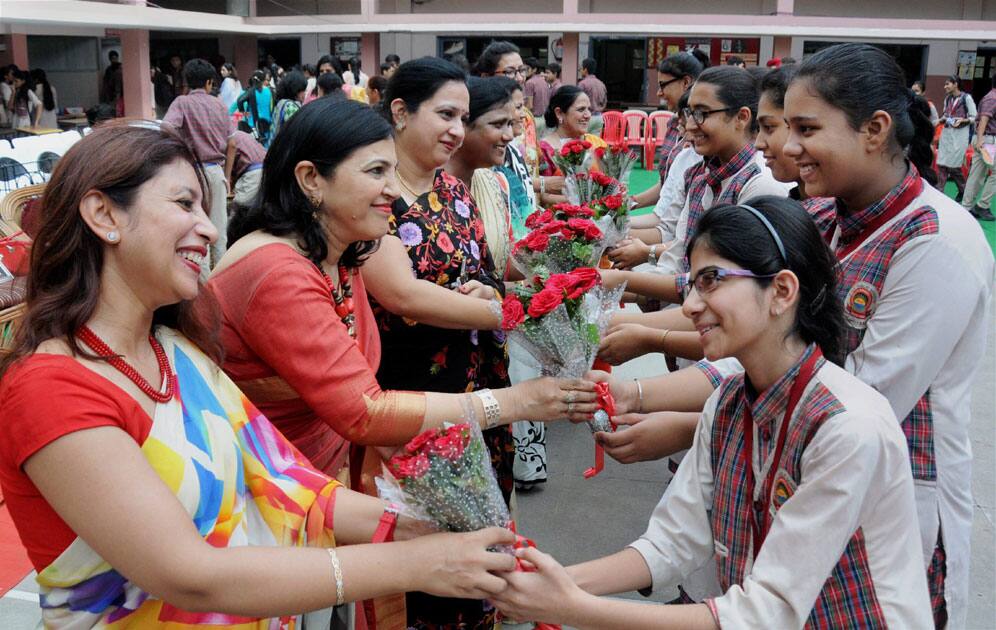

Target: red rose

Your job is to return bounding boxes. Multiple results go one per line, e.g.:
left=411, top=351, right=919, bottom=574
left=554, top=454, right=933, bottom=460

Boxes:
left=565, top=267, right=601, bottom=298
left=527, top=287, right=565, bottom=317
left=501, top=294, right=527, bottom=330
left=437, top=232, right=455, bottom=254
left=601, top=194, right=623, bottom=210
left=567, top=218, right=601, bottom=241
left=390, top=452, right=431, bottom=480
left=591, top=171, right=615, bottom=187
left=581, top=140, right=592, bottom=149
left=584, top=222, right=603, bottom=240
left=405, top=429, right=436, bottom=454
left=539, top=220, right=568, bottom=235
left=594, top=146, right=606, bottom=159
left=430, top=434, right=467, bottom=460
left=544, top=273, right=573, bottom=294
left=521, top=230, right=550, bottom=252
left=525, top=209, right=552, bottom=228
left=560, top=144, right=573, bottom=157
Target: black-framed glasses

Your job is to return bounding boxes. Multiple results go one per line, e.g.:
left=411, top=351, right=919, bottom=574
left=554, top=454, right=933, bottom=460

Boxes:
left=500, top=66, right=529, bottom=78
left=658, top=77, right=681, bottom=90
left=682, top=106, right=737, bottom=126
left=681, top=267, right=776, bottom=299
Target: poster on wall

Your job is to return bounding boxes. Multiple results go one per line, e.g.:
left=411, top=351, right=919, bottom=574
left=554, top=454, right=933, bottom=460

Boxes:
left=958, top=51, right=977, bottom=81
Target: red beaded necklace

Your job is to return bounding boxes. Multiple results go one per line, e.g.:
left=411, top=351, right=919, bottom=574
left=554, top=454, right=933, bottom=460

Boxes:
left=319, top=263, right=356, bottom=338
left=77, top=326, right=175, bottom=403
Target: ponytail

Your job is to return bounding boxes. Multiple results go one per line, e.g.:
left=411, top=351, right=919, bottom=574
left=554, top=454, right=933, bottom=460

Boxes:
left=687, top=196, right=845, bottom=365
left=908, top=92, right=938, bottom=186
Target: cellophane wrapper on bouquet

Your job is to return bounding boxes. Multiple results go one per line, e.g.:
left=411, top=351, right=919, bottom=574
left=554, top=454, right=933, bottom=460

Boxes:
left=594, top=143, right=639, bottom=189
left=500, top=268, right=625, bottom=434
left=564, top=169, right=629, bottom=250
left=510, top=213, right=607, bottom=277
left=377, top=423, right=512, bottom=536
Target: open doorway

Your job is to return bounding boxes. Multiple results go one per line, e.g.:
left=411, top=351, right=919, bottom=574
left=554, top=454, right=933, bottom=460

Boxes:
left=969, top=48, right=996, bottom=105
left=258, top=38, right=300, bottom=71
left=590, top=37, right=646, bottom=107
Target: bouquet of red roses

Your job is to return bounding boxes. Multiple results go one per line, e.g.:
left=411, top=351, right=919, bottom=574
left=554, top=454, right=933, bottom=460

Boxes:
left=552, top=138, right=594, bottom=178
left=563, top=169, right=628, bottom=248
left=594, top=142, right=639, bottom=187
left=501, top=268, right=624, bottom=435
left=510, top=215, right=605, bottom=277
left=377, top=423, right=511, bottom=533
left=524, top=202, right=595, bottom=229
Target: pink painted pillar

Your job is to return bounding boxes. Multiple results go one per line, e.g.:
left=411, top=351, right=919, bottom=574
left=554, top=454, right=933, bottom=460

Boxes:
left=361, top=33, right=380, bottom=80
left=121, top=29, right=154, bottom=119
left=772, top=36, right=792, bottom=59
left=561, top=32, right=579, bottom=87
left=234, top=35, right=258, bottom=84
left=9, top=33, right=29, bottom=69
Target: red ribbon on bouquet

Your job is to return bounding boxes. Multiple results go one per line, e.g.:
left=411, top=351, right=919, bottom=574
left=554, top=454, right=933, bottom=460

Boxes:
left=502, top=522, right=563, bottom=630
left=584, top=360, right=618, bottom=479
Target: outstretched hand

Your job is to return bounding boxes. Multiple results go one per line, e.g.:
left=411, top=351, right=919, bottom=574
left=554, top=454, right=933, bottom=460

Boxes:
left=596, top=412, right=697, bottom=464
left=491, top=547, right=588, bottom=626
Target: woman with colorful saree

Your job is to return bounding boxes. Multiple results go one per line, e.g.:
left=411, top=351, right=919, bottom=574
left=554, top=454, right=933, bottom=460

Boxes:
left=0, top=121, right=519, bottom=628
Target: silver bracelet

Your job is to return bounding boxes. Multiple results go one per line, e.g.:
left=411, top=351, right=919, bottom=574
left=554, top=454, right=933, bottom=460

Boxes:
left=327, top=547, right=344, bottom=606
left=473, top=388, right=502, bottom=429
left=460, top=392, right=481, bottom=426
left=634, top=378, right=644, bottom=414
left=540, top=176, right=546, bottom=197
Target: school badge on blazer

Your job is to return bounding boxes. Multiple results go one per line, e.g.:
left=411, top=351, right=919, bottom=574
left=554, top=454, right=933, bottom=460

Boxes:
left=769, top=469, right=797, bottom=517
left=843, top=281, right=878, bottom=329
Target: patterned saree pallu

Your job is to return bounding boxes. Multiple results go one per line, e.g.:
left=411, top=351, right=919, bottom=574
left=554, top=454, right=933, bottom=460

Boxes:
left=36, top=329, right=341, bottom=628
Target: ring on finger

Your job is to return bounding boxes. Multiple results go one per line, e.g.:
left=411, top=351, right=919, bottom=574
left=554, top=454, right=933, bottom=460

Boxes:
left=567, top=401, right=575, bottom=414
left=565, top=390, right=577, bottom=404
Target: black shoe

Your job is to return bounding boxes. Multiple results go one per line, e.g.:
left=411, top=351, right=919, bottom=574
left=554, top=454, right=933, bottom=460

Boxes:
left=972, top=206, right=996, bottom=221
left=954, top=192, right=964, bottom=203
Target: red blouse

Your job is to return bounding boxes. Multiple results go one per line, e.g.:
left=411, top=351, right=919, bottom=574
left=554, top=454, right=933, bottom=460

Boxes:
left=205, top=243, right=422, bottom=476
left=0, top=356, right=153, bottom=570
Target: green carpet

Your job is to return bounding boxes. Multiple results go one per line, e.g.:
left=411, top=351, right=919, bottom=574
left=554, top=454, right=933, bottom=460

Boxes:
left=625, top=169, right=996, bottom=256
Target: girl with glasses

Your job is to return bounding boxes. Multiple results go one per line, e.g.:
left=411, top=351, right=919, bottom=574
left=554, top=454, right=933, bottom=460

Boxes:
left=782, top=43, right=993, bottom=627
left=491, top=197, right=933, bottom=629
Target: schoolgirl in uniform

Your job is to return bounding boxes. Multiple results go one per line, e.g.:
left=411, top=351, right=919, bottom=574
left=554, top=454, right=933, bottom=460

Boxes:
left=781, top=43, right=994, bottom=627
left=492, top=196, right=933, bottom=629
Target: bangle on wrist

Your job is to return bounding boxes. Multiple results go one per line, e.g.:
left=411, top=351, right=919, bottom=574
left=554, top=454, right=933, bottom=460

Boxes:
left=540, top=176, right=546, bottom=196
left=634, top=378, right=644, bottom=414
left=327, top=548, right=344, bottom=606
left=660, top=328, right=672, bottom=351
left=473, top=388, right=501, bottom=429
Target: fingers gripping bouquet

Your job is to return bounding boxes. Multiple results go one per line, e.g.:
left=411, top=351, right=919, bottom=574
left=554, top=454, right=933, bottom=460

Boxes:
left=511, top=212, right=606, bottom=277
left=378, top=423, right=512, bottom=535
left=500, top=268, right=624, bottom=443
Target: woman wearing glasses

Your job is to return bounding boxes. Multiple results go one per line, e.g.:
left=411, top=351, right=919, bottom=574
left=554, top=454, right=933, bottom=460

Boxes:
left=490, top=197, right=933, bottom=629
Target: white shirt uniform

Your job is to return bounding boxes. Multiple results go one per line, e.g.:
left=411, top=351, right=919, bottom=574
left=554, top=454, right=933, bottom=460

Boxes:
left=829, top=179, right=994, bottom=627
left=630, top=359, right=932, bottom=629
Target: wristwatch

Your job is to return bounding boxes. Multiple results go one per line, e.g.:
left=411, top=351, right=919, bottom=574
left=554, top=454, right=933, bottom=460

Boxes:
left=647, top=244, right=659, bottom=265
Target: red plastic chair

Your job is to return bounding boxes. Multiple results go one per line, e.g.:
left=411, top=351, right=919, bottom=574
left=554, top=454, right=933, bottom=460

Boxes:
left=643, top=110, right=674, bottom=170
left=600, top=110, right=624, bottom=144
left=621, top=110, right=649, bottom=164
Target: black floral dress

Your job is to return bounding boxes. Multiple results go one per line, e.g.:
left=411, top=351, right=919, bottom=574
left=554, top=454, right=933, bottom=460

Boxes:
left=371, top=169, right=513, bottom=630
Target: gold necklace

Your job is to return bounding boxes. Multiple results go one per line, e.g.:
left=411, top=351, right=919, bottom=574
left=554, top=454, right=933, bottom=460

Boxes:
left=397, top=171, right=430, bottom=199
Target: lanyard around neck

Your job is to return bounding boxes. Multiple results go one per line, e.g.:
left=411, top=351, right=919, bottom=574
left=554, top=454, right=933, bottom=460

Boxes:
left=741, top=347, right=823, bottom=558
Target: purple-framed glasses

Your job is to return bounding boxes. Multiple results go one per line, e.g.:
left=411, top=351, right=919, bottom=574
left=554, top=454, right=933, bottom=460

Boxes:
left=681, top=267, right=777, bottom=299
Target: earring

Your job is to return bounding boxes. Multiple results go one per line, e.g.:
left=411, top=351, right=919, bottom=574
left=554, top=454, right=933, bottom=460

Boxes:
left=395, top=121, right=405, bottom=132
left=558, top=117, right=563, bottom=124
left=107, top=231, right=119, bottom=242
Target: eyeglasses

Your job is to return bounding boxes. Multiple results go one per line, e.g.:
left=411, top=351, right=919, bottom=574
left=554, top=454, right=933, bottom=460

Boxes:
left=681, top=106, right=737, bottom=126
left=658, top=77, right=681, bottom=90
left=500, top=66, right=530, bottom=78
left=681, top=267, right=776, bottom=299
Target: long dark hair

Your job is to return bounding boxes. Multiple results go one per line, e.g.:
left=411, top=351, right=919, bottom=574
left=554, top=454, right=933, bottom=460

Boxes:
left=473, top=41, right=520, bottom=76
left=381, top=56, right=467, bottom=124
left=276, top=70, right=307, bottom=102
left=687, top=196, right=845, bottom=365
left=30, top=68, right=55, bottom=111
left=794, top=43, right=937, bottom=186
left=0, top=121, right=220, bottom=377
left=544, top=84, right=585, bottom=129
left=12, top=69, right=32, bottom=111
left=228, top=98, right=393, bottom=267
